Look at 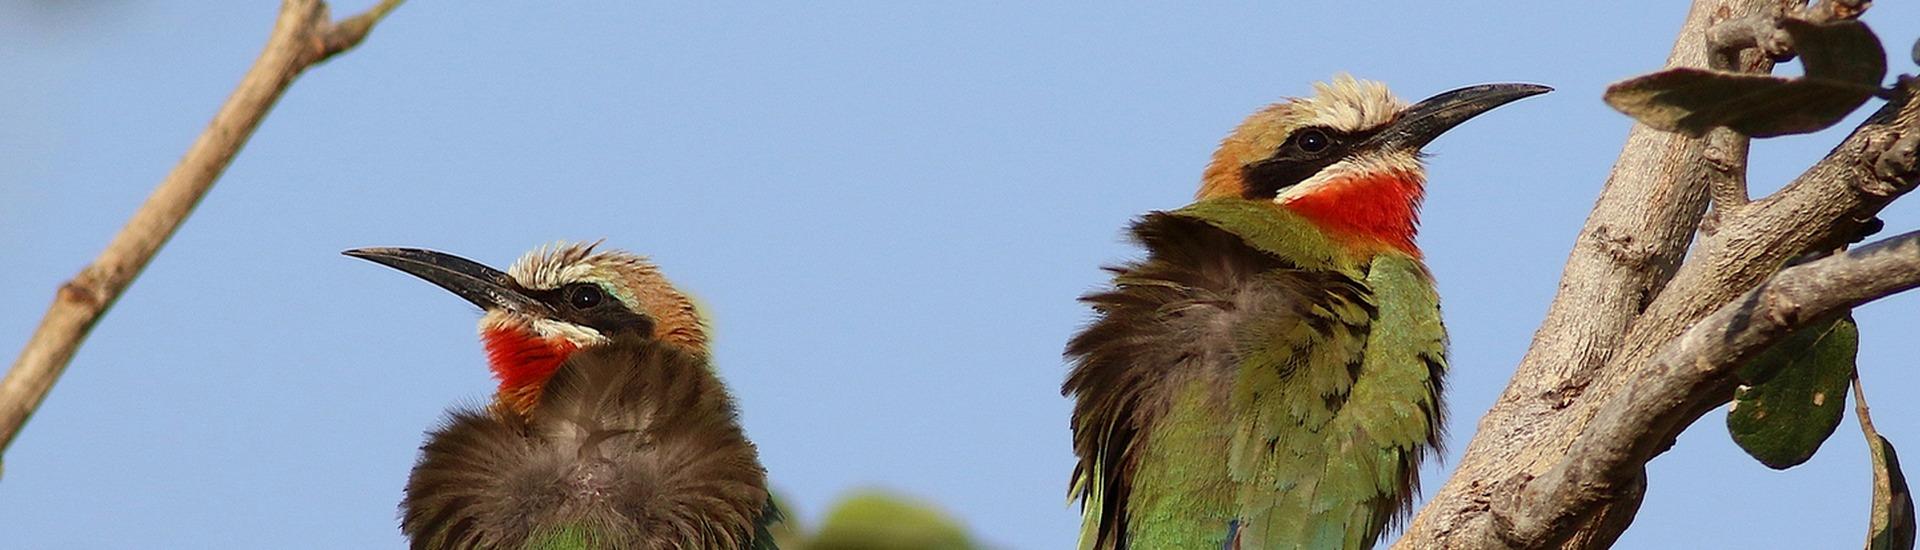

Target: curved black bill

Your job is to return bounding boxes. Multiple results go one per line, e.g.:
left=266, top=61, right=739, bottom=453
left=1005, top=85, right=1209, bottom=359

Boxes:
left=1366, top=83, right=1552, bottom=151
left=343, top=247, right=548, bottom=315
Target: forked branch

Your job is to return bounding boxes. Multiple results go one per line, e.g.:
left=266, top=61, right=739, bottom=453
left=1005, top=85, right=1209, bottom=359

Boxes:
left=1496, top=230, right=1920, bottom=547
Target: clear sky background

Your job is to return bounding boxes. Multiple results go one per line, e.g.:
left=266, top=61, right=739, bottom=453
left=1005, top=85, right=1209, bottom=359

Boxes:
left=4, top=3, right=1919, bottom=549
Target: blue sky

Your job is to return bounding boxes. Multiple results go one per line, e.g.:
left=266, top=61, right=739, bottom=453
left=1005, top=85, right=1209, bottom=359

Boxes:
left=3, top=3, right=1918, bottom=548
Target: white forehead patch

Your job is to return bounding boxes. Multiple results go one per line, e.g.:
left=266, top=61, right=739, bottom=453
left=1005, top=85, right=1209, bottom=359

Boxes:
left=1301, top=74, right=1406, bottom=132
left=507, top=241, right=604, bottom=290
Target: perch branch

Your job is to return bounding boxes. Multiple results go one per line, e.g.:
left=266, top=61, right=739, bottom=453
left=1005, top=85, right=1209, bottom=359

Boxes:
left=1396, top=1, right=1803, bottom=546
left=1495, top=230, right=1920, bottom=547
left=0, top=0, right=404, bottom=467
left=1407, top=5, right=1913, bottom=544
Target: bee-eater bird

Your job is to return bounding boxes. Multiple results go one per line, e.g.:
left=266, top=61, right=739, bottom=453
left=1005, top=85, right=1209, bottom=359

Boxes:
left=1064, top=76, right=1548, bottom=550
left=346, top=242, right=778, bottom=550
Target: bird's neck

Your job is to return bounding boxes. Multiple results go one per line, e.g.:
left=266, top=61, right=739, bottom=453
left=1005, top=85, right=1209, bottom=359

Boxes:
left=1280, top=170, right=1425, bottom=257
left=481, top=326, right=578, bottom=416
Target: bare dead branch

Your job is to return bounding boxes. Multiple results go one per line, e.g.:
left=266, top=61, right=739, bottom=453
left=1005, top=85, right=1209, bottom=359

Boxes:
left=1495, top=230, right=1920, bottom=547
left=0, top=0, right=405, bottom=467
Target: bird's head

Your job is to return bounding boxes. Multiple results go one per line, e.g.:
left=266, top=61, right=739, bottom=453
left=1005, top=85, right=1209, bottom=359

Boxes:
left=346, top=242, right=706, bottom=415
left=1198, top=75, right=1549, bottom=256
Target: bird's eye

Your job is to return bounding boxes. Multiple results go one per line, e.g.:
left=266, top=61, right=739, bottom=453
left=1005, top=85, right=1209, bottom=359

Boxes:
left=1294, top=129, right=1330, bottom=153
left=567, top=284, right=605, bottom=309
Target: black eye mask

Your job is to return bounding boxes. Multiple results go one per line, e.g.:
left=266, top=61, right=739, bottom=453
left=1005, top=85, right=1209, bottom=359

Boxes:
left=521, top=282, right=655, bottom=337
left=1240, top=126, right=1383, bottom=200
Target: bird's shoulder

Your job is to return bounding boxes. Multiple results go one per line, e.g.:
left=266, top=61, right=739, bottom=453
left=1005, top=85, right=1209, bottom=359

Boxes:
left=1073, top=205, right=1376, bottom=374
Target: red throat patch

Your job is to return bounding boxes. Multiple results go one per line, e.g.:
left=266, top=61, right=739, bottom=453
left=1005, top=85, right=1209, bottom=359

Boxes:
left=1281, top=171, right=1426, bottom=256
left=480, top=326, right=577, bottom=415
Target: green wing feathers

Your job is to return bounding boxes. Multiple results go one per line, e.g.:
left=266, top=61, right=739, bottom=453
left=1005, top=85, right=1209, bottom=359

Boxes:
left=1229, top=254, right=1446, bottom=549
left=1066, top=203, right=1447, bottom=550
left=1224, top=266, right=1375, bottom=549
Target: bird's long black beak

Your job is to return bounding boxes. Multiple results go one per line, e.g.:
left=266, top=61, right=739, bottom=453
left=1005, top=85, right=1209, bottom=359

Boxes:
left=343, top=247, right=550, bottom=315
left=1366, top=83, right=1552, bottom=151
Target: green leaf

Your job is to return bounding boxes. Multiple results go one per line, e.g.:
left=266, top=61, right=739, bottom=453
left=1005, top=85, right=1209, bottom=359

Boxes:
left=1604, top=19, right=1885, bottom=137
left=1859, top=382, right=1916, bottom=550
left=1726, top=317, right=1858, bottom=469
left=1866, top=435, right=1916, bottom=550
left=804, top=490, right=978, bottom=550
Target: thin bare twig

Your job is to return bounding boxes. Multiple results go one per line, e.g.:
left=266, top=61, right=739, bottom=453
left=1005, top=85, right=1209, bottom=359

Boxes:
left=0, top=0, right=405, bottom=469
left=1498, top=230, right=1920, bottom=547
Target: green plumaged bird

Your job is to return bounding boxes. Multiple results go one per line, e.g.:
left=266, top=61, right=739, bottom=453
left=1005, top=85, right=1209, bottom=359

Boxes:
left=1064, top=76, right=1548, bottom=550
left=347, top=243, right=779, bottom=550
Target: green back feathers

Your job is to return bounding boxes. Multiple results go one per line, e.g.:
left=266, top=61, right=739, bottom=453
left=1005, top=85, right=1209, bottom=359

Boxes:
left=1174, top=199, right=1358, bottom=274
left=523, top=524, right=604, bottom=550
left=1121, top=380, right=1240, bottom=550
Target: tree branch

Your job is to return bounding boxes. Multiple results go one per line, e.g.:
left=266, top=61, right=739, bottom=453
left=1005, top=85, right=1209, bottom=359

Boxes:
left=1699, top=11, right=1789, bottom=216
left=1398, top=1, right=1802, bottom=546
left=1702, top=130, right=1753, bottom=214
left=1606, top=74, right=1919, bottom=410
left=1707, top=13, right=1792, bottom=65
left=0, top=0, right=404, bottom=468
left=1496, top=230, right=1920, bottom=547
left=1403, top=0, right=1920, bottom=544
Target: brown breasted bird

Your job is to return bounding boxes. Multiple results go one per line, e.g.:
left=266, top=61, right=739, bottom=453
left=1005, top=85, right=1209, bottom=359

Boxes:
left=1064, top=75, right=1548, bottom=549
left=346, top=242, right=778, bottom=550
